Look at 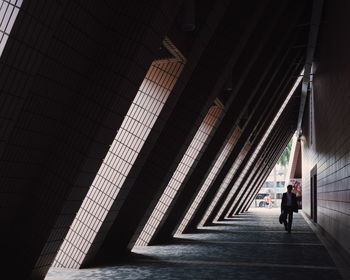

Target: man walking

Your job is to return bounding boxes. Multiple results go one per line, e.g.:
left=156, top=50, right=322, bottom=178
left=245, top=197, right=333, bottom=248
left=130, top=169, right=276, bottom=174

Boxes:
left=281, top=185, right=298, bottom=233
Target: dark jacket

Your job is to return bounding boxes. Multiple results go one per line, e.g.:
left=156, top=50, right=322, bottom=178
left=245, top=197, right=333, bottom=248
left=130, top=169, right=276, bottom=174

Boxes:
left=281, top=192, right=298, bottom=213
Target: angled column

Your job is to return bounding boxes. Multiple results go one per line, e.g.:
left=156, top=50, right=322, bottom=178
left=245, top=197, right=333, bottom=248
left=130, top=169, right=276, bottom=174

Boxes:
left=232, top=125, right=294, bottom=216
left=134, top=102, right=224, bottom=247
left=77, top=0, right=270, bottom=267
left=149, top=0, right=283, bottom=244
left=200, top=50, right=305, bottom=226
left=223, top=91, right=301, bottom=218
left=215, top=76, right=303, bottom=221
left=237, top=128, right=294, bottom=214
left=239, top=130, right=293, bottom=214
left=185, top=9, right=306, bottom=230
left=237, top=129, right=294, bottom=214
left=239, top=106, right=301, bottom=213
left=151, top=0, right=310, bottom=242
left=215, top=115, right=292, bottom=222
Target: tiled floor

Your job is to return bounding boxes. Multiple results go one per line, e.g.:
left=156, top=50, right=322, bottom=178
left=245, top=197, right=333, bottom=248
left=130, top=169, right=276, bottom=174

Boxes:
left=46, top=208, right=343, bottom=279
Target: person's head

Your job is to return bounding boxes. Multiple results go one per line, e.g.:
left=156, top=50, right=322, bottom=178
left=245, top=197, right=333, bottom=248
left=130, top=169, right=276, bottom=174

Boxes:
left=287, top=185, right=293, bottom=193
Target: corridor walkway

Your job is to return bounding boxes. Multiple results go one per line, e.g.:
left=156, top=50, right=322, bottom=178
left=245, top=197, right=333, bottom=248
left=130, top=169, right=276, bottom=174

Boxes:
left=46, top=209, right=343, bottom=279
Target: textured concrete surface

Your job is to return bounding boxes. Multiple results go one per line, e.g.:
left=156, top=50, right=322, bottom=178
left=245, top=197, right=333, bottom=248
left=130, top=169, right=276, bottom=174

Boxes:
left=46, top=209, right=342, bottom=279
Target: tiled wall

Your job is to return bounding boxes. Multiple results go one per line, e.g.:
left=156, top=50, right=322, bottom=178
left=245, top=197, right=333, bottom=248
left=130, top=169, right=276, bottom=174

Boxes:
left=302, top=0, right=350, bottom=256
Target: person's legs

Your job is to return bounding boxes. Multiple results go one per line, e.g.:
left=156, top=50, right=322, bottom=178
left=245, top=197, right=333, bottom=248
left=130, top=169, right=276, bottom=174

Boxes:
left=283, top=211, right=288, bottom=230
left=287, top=209, right=293, bottom=233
